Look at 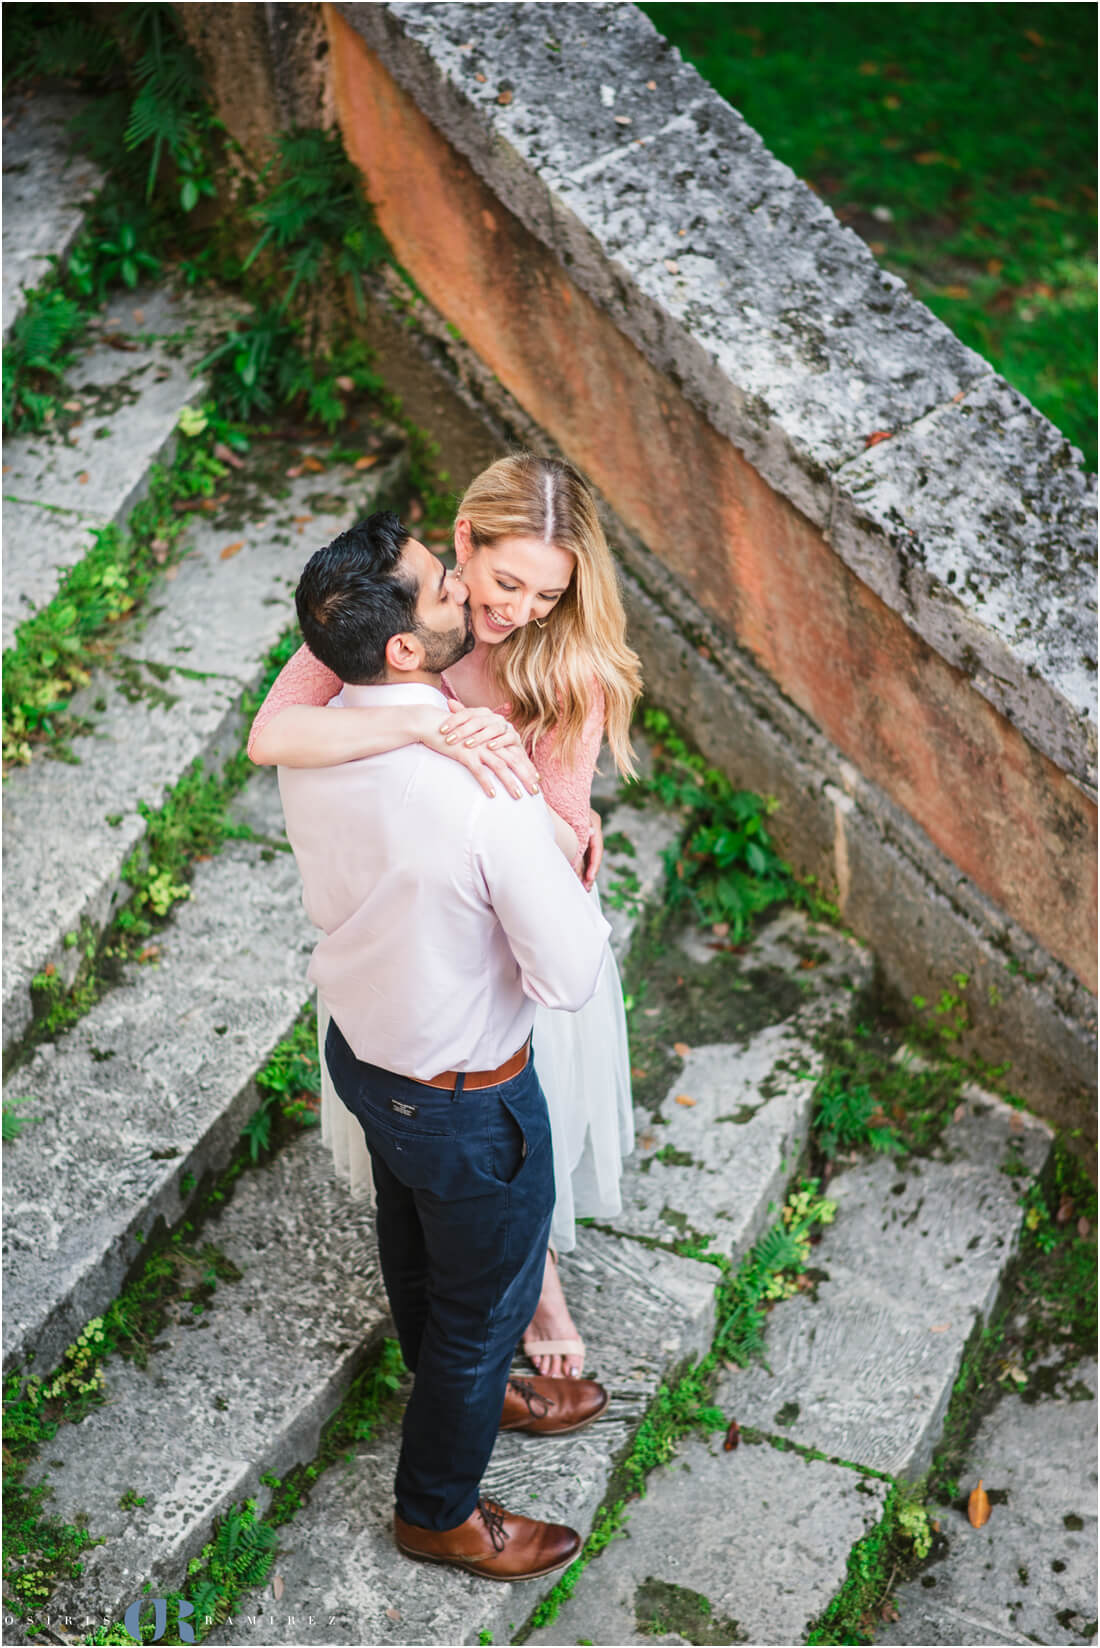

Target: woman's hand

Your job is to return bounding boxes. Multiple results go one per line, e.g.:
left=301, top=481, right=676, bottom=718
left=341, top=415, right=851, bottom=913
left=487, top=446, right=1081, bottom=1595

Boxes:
left=420, top=701, right=541, bottom=800
left=581, top=808, right=604, bottom=890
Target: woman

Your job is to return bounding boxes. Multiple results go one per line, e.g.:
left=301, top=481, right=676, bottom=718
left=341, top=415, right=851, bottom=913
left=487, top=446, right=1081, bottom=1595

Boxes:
left=250, top=453, right=642, bottom=1378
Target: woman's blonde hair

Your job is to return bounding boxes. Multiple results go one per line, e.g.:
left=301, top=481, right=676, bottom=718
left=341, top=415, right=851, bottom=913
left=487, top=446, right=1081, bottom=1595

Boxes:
left=456, top=453, right=643, bottom=776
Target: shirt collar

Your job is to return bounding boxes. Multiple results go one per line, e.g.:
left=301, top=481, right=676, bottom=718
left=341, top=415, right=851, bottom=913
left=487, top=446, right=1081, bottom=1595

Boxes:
left=337, top=681, right=449, bottom=711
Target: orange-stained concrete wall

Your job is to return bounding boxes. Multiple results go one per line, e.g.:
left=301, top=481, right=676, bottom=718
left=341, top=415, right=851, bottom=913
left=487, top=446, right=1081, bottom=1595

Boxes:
left=325, top=6, right=1096, bottom=993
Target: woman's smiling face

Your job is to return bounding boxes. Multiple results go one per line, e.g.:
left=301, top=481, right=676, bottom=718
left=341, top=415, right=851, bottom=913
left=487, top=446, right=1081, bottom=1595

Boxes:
left=454, top=519, right=575, bottom=645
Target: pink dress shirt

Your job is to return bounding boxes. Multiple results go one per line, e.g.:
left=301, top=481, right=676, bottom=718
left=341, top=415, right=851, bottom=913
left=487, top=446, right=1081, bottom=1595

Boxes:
left=277, top=682, right=610, bottom=1082
left=249, top=644, right=604, bottom=854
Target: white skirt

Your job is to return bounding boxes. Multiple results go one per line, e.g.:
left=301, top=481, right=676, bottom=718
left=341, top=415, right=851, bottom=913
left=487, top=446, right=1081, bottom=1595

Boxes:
left=317, top=896, right=634, bottom=1253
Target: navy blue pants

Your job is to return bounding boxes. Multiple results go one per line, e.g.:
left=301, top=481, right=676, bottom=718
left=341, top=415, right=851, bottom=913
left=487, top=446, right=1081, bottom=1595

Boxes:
left=325, top=1018, right=554, bottom=1530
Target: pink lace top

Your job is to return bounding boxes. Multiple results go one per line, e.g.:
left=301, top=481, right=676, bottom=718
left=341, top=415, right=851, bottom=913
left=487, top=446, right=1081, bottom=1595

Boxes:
left=248, top=644, right=603, bottom=852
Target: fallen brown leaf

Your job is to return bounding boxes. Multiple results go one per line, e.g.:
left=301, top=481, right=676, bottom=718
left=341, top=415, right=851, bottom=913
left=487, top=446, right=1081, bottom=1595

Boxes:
left=1024, top=27, right=1045, bottom=45
left=497, top=88, right=514, bottom=105
left=1056, top=1195, right=1076, bottom=1225
left=672, top=1041, right=691, bottom=1058
left=355, top=455, right=379, bottom=469
left=880, top=1603, right=899, bottom=1623
left=102, top=332, right=138, bottom=351
left=132, top=308, right=145, bottom=324
left=164, top=565, right=179, bottom=581
left=639, top=1131, right=656, bottom=1150
left=77, top=472, right=89, bottom=485
left=723, top=1419, right=740, bottom=1451
left=675, top=1094, right=696, bottom=1107
left=292, top=514, right=313, bottom=524
left=799, top=956, right=818, bottom=969
left=1078, top=1216, right=1091, bottom=1239
left=285, top=465, right=303, bottom=478
left=385, top=1608, right=401, bottom=1622
left=220, top=541, right=245, bottom=560
left=335, top=375, right=356, bottom=392
left=62, top=399, right=83, bottom=412
left=1009, top=1109, right=1024, bottom=1132
left=929, top=1322, right=950, bottom=1333
left=272, top=1575, right=285, bottom=1601
left=475, top=71, right=487, bottom=83
left=43, top=963, right=56, bottom=978
left=1029, top=195, right=1061, bottom=211
left=968, top=1479, right=991, bottom=1528
left=664, top=259, right=680, bottom=274
left=137, top=946, right=160, bottom=963
left=642, top=1007, right=660, bottom=1017
left=869, top=240, right=887, bottom=254
left=646, top=79, right=657, bottom=89
left=631, top=1066, right=648, bottom=1079
left=941, top=283, right=971, bottom=299
left=864, top=430, right=892, bottom=447
left=214, top=441, right=245, bottom=469
left=302, top=455, right=326, bottom=473
left=712, top=922, right=729, bottom=937
left=914, top=150, right=947, bottom=165
left=614, top=115, right=632, bottom=125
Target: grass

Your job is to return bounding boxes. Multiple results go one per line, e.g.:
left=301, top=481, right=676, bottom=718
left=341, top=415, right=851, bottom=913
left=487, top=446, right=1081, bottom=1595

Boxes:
left=642, top=2, right=1097, bottom=468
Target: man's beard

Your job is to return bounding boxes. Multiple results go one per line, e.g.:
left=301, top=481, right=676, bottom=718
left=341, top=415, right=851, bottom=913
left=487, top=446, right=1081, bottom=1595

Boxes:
left=416, top=603, right=475, bottom=673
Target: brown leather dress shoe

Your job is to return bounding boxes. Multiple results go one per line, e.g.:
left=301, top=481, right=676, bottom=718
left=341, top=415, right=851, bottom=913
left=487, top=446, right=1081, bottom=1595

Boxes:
left=499, top=1374, right=609, bottom=1435
left=394, top=1497, right=581, bottom=1581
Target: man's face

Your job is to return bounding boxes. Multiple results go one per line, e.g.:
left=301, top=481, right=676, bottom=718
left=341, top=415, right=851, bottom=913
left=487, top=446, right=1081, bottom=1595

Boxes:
left=403, top=537, right=474, bottom=672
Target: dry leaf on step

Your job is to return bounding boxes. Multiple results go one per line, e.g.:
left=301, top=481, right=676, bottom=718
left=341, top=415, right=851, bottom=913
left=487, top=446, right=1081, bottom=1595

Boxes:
left=968, top=1480, right=991, bottom=1527
left=675, top=1094, right=696, bottom=1107
left=272, top=1576, right=285, bottom=1600
left=672, top=1041, right=691, bottom=1058
left=220, top=541, right=244, bottom=560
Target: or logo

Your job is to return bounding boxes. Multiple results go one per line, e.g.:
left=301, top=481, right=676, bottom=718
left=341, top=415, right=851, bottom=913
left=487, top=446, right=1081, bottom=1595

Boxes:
left=123, top=1597, right=195, bottom=1643
left=389, top=1098, right=418, bottom=1116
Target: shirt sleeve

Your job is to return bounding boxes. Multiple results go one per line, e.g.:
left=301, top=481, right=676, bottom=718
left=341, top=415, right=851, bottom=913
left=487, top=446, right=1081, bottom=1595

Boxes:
left=474, top=791, right=610, bottom=1013
left=531, top=681, right=605, bottom=854
left=247, top=644, right=343, bottom=760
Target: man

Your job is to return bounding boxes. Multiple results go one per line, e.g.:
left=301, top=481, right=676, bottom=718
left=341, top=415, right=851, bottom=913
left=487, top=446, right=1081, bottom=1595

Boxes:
left=278, top=512, right=612, bottom=1582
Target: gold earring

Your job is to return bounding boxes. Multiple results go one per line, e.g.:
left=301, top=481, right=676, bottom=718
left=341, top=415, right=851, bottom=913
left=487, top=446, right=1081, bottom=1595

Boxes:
left=533, top=618, right=548, bottom=630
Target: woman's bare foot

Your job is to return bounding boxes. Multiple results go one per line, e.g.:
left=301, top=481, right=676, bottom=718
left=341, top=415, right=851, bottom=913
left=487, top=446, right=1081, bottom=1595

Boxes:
left=522, top=1249, right=585, bottom=1378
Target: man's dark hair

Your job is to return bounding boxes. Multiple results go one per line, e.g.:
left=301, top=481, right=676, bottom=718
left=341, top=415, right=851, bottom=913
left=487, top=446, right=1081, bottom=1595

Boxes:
left=295, top=512, right=416, bottom=683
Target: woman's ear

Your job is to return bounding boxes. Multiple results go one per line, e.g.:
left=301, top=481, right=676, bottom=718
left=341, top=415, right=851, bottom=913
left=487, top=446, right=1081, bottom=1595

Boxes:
left=453, top=517, right=472, bottom=567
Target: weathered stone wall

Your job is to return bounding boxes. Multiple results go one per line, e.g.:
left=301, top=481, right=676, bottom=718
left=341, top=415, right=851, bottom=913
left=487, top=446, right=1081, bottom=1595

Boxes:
left=177, top=1, right=1097, bottom=1127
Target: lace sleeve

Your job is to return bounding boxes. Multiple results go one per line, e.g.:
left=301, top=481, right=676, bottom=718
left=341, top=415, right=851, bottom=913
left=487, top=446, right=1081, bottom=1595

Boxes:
left=247, top=644, right=342, bottom=760
left=532, top=684, right=605, bottom=854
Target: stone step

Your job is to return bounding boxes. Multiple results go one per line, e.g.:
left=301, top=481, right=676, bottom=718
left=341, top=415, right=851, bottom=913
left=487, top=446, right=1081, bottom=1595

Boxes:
left=2, top=89, right=104, bottom=339
left=2, top=281, right=234, bottom=648
left=878, top=1357, right=1096, bottom=1646
left=527, top=1429, right=890, bottom=1647
left=599, top=799, right=681, bottom=965
left=2, top=769, right=316, bottom=1376
left=612, top=908, right=873, bottom=1263
left=25, top=1122, right=388, bottom=1624
left=717, top=1086, right=1053, bottom=1480
left=2, top=448, right=405, bottom=1055
left=198, top=1229, right=717, bottom=1647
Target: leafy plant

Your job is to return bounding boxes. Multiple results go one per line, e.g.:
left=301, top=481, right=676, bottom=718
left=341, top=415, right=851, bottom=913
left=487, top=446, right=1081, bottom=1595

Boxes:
left=640, top=708, right=805, bottom=940
left=714, top=1180, right=836, bottom=1368
left=813, top=1067, right=905, bottom=1158
left=2, top=1097, right=39, bottom=1142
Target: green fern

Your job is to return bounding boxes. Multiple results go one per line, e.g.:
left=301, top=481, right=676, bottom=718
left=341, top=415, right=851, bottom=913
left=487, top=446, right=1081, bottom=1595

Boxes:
left=121, top=4, right=208, bottom=202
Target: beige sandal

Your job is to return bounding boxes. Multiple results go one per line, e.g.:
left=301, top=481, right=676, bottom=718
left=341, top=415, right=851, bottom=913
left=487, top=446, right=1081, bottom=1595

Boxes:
left=523, top=1248, right=585, bottom=1372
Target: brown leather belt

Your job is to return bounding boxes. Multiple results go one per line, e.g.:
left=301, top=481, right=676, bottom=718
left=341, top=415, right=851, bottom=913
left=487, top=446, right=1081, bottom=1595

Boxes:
left=424, top=1039, right=530, bottom=1092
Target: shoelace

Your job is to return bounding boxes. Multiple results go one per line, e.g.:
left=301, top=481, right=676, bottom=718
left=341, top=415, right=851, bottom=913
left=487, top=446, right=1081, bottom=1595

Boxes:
left=477, top=1496, right=509, bottom=1552
left=508, top=1376, right=554, bottom=1419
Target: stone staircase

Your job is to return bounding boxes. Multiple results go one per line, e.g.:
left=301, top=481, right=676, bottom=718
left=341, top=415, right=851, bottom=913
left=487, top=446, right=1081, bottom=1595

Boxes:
left=3, top=94, right=1089, bottom=1648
